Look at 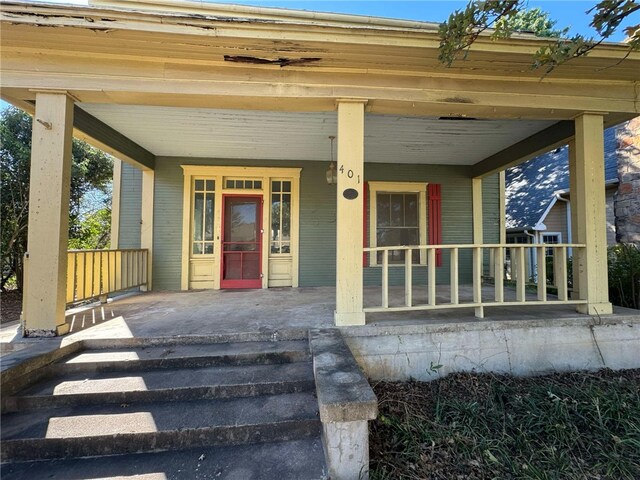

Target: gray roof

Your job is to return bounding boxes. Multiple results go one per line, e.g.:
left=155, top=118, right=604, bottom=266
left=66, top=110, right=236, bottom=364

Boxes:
left=505, top=126, right=619, bottom=231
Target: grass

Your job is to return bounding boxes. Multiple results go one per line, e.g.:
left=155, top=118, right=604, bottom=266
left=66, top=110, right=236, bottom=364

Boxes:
left=370, top=369, right=640, bottom=480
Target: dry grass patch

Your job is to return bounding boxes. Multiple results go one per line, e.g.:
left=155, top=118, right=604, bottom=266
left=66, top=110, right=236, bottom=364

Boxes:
left=370, top=369, right=640, bottom=480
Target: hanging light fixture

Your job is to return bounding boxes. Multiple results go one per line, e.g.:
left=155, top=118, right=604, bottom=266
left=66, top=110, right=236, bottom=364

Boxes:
left=326, top=135, right=337, bottom=185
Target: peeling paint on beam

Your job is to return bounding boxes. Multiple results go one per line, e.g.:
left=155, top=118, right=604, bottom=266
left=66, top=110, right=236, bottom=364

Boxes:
left=224, top=55, right=322, bottom=67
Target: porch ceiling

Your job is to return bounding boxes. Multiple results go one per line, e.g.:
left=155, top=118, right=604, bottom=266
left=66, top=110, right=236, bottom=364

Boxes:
left=79, top=103, right=554, bottom=165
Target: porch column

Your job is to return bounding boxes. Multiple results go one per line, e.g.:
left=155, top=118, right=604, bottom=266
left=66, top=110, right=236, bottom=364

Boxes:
left=567, top=140, right=581, bottom=300
left=140, top=169, right=154, bottom=291
left=335, top=99, right=366, bottom=326
left=571, top=113, right=612, bottom=315
left=22, top=92, right=74, bottom=336
left=472, top=177, right=484, bottom=318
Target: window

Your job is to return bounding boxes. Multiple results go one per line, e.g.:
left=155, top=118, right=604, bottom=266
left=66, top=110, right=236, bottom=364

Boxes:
left=224, top=178, right=263, bottom=190
left=192, top=179, right=215, bottom=255
left=542, top=233, right=561, bottom=256
left=271, top=180, right=292, bottom=254
left=368, top=182, right=427, bottom=265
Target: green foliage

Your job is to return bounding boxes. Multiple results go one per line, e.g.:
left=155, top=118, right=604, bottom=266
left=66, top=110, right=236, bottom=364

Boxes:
left=68, top=207, right=112, bottom=250
left=371, top=370, right=640, bottom=479
left=608, top=243, right=640, bottom=309
left=0, top=106, right=113, bottom=291
left=439, top=0, right=640, bottom=73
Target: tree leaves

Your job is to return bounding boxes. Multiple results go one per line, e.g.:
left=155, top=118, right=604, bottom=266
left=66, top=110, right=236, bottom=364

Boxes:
left=439, top=0, right=640, bottom=73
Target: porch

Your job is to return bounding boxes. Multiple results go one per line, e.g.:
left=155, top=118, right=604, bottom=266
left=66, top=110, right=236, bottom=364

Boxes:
left=1, top=0, right=638, bottom=337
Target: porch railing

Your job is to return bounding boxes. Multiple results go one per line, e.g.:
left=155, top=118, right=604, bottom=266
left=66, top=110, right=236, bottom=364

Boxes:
left=363, top=243, right=586, bottom=315
left=66, top=249, right=148, bottom=305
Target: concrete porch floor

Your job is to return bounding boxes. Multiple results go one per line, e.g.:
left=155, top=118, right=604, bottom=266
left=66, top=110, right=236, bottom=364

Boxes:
left=3, top=285, right=639, bottom=344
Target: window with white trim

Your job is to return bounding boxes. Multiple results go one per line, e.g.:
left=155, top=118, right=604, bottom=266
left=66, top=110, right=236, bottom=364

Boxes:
left=192, top=179, right=215, bottom=255
left=368, top=182, right=427, bottom=265
left=542, top=233, right=561, bottom=256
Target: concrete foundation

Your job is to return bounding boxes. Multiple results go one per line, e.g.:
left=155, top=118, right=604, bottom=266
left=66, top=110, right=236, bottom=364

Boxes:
left=342, top=316, right=640, bottom=381
left=323, top=420, right=369, bottom=480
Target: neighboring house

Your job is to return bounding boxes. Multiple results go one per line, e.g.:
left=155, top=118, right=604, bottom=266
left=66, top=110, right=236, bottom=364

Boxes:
left=2, top=0, right=638, bottom=337
left=505, top=127, right=620, bottom=279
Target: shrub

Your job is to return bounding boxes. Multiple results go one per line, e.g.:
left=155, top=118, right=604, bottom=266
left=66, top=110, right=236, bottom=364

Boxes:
left=608, top=244, right=640, bottom=310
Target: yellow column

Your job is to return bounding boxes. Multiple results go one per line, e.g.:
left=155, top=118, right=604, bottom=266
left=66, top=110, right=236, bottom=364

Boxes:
left=141, top=169, right=154, bottom=291
left=22, top=92, right=74, bottom=336
left=568, top=140, right=580, bottom=300
left=572, top=113, right=612, bottom=315
left=472, top=177, right=484, bottom=318
left=335, top=99, right=366, bottom=326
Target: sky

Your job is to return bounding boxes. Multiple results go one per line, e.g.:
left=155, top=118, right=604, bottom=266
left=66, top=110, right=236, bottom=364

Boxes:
left=1, top=0, right=635, bottom=111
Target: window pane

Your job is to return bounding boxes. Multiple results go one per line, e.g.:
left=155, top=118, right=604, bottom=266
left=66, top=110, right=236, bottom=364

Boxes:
left=226, top=179, right=234, bottom=189
left=400, top=228, right=419, bottom=246
left=281, top=242, right=290, bottom=254
left=282, top=194, right=291, bottom=241
left=272, top=181, right=281, bottom=193
left=204, top=243, right=214, bottom=254
left=271, top=242, right=280, bottom=254
left=390, top=194, right=404, bottom=226
left=204, top=193, right=214, bottom=241
left=205, top=180, right=214, bottom=191
left=192, top=243, right=203, bottom=255
left=195, top=179, right=204, bottom=191
left=404, top=194, right=418, bottom=227
left=254, top=180, right=262, bottom=189
left=235, top=180, right=244, bottom=188
left=271, top=194, right=281, bottom=240
left=283, top=181, right=291, bottom=192
left=193, top=192, right=204, bottom=241
left=377, top=228, right=402, bottom=247
left=377, top=194, right=391, bottom=227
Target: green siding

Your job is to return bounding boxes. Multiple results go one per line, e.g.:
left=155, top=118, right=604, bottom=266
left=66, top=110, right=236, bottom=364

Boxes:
left=118, top=158, right=499, bottom=290
left=118, top=163, right=142, bottom=249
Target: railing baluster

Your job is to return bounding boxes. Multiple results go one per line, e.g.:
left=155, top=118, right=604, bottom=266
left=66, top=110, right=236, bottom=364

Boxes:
left=473, top=246, right=484, bottom=317
left=404, top=249, right=412, bottom=307
left=92, top=251, right=101, bottom=297
left=516, top=246, right=526, bottom=302
left=66, top=252, right=76, bottom=304
left=76, top=252, right=85, bottom=303
left=555, top=246, right=569, bottom=301
left=382, top=250, right=389, bottom=309
left=450, top=247, right=459, bottom=305
left=428, top=248, right=436, bottom=306
left=536, top=245, right=547, bottom=301
left=494, top=247, right=504, bottom=303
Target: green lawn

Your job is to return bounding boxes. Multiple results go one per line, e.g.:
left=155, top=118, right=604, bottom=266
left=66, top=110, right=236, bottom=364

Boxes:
left=370, top=369, right=640, bottom=480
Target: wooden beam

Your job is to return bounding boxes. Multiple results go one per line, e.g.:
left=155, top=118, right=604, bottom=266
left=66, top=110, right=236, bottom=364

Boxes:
left=73, top=106, right=155, bottom=171
left=472, top=113, right=636, bottom=177
left=2, top=94, right=155, bottom=170
left=472, top=121, right=574, bottom=178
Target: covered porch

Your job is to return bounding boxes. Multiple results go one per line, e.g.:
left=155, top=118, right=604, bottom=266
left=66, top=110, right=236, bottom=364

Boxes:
left=1, top=0, right=638, bottom=336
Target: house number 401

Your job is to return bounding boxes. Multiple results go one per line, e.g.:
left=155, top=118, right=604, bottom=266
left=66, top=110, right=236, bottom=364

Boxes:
left=339, top=165, right=361, bottom=184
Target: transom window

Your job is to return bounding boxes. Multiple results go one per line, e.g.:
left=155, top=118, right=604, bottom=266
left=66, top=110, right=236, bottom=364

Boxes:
left=192, top=179, right=215, bottom=255
left=368, top=182, right=428, bottom=265
left=271, top=180, right=292, bottom=254
left=224, top=178, right=262, bottom=190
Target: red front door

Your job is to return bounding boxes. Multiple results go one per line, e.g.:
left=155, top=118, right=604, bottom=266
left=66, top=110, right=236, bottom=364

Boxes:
left=220, top=195, right=263, bottom=289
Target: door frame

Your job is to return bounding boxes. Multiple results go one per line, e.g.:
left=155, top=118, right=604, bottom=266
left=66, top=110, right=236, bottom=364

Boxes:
left=180, top=165, right=301, bottom=291
left=219, top=193, right=263, bottom=289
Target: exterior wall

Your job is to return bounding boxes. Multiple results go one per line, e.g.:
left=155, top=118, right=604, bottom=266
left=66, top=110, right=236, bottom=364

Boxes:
left=118, top=158, right=500, bottom=290
left=615, top=118, right=640, bottom=245
left=343, top=317, right=640, bottom=381
left=543, top=201, right=568, bottom=243
left=118, top=163, right=142, bottom=249
left=605, top=189, right=616, bottom=246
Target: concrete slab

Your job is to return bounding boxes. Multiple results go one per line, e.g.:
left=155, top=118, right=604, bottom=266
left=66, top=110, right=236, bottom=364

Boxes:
left=0, top=438, right=327, bottom=480
left=2, top=392, right=319, bottom=441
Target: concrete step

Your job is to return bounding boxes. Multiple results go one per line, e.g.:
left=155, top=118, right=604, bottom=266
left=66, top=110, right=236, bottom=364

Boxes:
left=7, top=362, right=315, bottom=410
left=1, top=392, right=320, bottom=462
left=52, top=340, right=310, bottom=374
left=0, top=438, right=327, bottom=480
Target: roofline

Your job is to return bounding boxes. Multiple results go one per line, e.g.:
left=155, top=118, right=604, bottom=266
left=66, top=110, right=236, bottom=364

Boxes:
left=1, top=0, right=636, bottom=55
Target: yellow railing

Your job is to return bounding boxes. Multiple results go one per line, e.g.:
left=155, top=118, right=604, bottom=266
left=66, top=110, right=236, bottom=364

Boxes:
left=363, top=243, right=586, bottom=317
left=66, top=249, right=148, bottom=305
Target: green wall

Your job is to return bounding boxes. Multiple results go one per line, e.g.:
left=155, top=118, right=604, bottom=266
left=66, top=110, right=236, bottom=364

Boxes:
left=119, top=158, right=500, bottom=290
